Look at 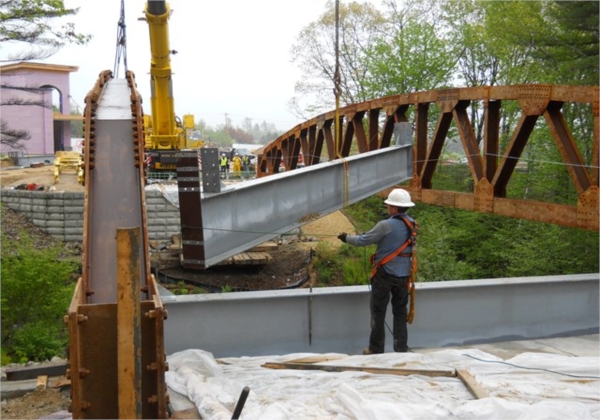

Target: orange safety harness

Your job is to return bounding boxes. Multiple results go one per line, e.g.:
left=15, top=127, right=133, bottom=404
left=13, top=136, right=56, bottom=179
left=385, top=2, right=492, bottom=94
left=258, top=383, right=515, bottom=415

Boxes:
left=369, top=214, right=419, bottom=323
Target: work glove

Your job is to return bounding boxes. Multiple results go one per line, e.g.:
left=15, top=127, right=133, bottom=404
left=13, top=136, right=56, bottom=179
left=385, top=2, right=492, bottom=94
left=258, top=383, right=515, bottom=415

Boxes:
left=337, top=233, right=348, bottom=243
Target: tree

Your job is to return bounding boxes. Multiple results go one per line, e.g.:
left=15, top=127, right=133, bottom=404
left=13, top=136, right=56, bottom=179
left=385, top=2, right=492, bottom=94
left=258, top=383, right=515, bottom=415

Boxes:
left=0, top=0, right=90, bottom=149
left=0, top=0, right=90, bottom=61
left=512, top=1, right=598, bottom=85
left=362, top=0, right=457, bottom=97
left=288, top=1, right=387, bottom=118
left=0, top=120, right=30, bottom=150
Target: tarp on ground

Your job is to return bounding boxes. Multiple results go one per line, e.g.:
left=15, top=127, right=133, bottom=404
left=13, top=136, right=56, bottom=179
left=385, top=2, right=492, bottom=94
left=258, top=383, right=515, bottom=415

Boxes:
left=165, top=349, right=600, bottom=420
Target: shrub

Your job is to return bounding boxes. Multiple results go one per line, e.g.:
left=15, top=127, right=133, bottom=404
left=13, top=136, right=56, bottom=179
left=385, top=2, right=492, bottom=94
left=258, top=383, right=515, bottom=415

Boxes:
left=1, top=232, right=78, bottom=363
left=311, top=242, right=342, bottom=286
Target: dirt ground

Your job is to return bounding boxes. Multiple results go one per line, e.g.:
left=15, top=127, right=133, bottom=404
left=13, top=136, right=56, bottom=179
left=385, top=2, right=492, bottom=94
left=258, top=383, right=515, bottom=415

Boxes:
left=1, top=161, right=355, bottom=418
left=1, top=386, right=71, bottom=420
left=0, top=162, right=83, bottom=192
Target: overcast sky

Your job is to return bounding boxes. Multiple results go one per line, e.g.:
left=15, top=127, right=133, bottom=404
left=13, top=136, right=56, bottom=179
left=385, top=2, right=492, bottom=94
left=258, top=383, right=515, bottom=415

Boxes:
left=14, top=0, right=372, bottom=131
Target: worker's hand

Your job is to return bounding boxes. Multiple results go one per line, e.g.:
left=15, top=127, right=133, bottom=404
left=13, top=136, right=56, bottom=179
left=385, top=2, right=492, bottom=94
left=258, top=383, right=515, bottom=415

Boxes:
left=337, top=233, right=347, bottom=243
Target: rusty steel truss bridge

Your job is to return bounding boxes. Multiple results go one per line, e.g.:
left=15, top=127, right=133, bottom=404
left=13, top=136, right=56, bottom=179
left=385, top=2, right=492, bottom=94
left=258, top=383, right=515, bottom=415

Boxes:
left=258, top=84, right=599, bottom=231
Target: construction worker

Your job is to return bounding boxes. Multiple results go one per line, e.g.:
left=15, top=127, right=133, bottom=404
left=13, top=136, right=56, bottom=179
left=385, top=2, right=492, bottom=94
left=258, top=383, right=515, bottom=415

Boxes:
left=337, top=188, right=417, bottom=354
left=232, top=153, right=242, bottom=179
left=241, top=154, right=251, bottom=177
left=219, top=153, right=229, bottom=179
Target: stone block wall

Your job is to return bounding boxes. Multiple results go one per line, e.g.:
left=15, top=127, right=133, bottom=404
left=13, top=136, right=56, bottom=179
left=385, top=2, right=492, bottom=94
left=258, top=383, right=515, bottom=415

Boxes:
left=1, top=189, right=181, bottom=243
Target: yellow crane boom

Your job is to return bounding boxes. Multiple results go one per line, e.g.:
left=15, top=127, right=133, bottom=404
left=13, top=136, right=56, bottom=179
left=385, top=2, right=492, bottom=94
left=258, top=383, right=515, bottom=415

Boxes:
left=144, top=1, right=201, bottom=172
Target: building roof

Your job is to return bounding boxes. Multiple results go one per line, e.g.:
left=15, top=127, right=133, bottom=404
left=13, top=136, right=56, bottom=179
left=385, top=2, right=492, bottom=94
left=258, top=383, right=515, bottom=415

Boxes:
left=0, top=62, right=78, bottom=74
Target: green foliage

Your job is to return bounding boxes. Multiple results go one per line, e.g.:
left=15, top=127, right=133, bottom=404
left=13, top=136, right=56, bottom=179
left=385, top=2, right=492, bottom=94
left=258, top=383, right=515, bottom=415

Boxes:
left=169, top=281, right=206, bottom=295
left=289, top=1, right=387, bottom=116
left=173, top=281, right=189, bottom=295
left=342, top=263, right=369, bottom=285
left=1, top=231, right=78, bottom=362
left=292, top=0, right=598, bottom=118
left=10, top=323, right=67, bottom=364
left=317, top=197, right=599, bottom=285
left=342, top=196, right=386, bottom=232
left=430, top=164, right=473, bottom=193
left=412, top=207, right=479, bottom=281
left=1, top=348, right=11, bottom=366
left=221, top=284, right=233, bottom=293
left=311, top=242, right=339, bottom=286
left=362, top=17, right=456, bottom=96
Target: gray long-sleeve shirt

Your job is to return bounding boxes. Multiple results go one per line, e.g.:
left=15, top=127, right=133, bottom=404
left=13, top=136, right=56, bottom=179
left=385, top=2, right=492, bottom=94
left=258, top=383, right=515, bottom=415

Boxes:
left=345, top=213, right=414, bottom=277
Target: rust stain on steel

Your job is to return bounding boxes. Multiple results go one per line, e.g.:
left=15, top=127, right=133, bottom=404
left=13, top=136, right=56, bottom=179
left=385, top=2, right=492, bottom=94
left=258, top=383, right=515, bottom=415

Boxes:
left=257, top=84, right=598, bottom=231
left=116, top=228, right=143, bottom=420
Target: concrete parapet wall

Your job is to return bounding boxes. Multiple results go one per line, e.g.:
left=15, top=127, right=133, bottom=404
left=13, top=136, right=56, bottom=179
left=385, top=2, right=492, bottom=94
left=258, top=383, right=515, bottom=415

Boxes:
left=1, top=189, right=181, bottom=242
left=162, top=273, right=600, bottom=358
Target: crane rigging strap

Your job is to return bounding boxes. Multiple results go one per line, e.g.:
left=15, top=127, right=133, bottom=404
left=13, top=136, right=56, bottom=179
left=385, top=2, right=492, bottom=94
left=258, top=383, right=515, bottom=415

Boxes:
left=113, top=0, right=128, bottom=77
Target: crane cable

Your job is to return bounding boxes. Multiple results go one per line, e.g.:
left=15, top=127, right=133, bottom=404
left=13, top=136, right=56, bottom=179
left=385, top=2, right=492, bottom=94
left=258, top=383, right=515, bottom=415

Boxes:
left=334, top=0, right=349, bottom=208
left=113, top=0, right=128, bottom=78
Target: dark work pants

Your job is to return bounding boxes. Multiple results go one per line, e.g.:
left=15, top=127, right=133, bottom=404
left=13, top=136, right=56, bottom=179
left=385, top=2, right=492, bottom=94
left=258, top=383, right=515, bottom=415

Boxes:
left=369, top=267, right=409, bottom=353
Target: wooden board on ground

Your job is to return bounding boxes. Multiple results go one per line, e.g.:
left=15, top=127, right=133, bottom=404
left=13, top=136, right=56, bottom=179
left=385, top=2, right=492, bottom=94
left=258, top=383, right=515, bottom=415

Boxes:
left=249, top=241, right=278, bottom=252
left=231, top=251, right=273, bottom=265
left=152, top=250, right=181, bottom=270
left=262, top=362, right=456, bottom=378
left=457, top=369, right=489, bottom=399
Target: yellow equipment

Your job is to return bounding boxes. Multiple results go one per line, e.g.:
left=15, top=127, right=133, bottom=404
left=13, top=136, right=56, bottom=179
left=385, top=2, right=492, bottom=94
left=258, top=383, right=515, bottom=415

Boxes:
left=53, top=151, right=83, bottom=184
left=143, top=1, right=203, bottom=172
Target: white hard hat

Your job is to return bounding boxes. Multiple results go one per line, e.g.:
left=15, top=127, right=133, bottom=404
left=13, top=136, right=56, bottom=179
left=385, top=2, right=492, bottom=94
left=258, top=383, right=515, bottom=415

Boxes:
left=384, top=188, right=415, bottom=207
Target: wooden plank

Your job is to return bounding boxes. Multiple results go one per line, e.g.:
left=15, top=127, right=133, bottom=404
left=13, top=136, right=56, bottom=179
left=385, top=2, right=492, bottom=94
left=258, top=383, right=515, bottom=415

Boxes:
left=215, top=251, right=274, bottom=266
left=50, top=377, right=71, bottom=388
left=36, top=375, right=48, bottom=391
left=156, top=260, right=181, bottom=270
left=285, top=355, right=347, bottom=364
left=262, top=362, right=456, bottom=378
left=116, top=228, right=142, bottom=419
left=171, top=234, right=181, bottom=247
left=457, top=369, right=489, bottom=399
left=160, top=249, right=181, bottom=257
left=249, top=241, right=278, bottom=252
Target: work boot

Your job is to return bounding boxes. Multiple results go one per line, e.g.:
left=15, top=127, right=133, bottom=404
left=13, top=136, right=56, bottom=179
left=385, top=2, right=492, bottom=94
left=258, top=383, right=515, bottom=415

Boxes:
left=362, top=348, right=374, bottom=355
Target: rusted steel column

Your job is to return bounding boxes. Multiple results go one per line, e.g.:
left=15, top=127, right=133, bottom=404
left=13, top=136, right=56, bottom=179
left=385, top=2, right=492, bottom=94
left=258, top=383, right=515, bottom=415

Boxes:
left=483, top=99, right=500, bottom=182
left=68, top=71, right=169, bottom=419
left=177, top=152, right=205, bottom=269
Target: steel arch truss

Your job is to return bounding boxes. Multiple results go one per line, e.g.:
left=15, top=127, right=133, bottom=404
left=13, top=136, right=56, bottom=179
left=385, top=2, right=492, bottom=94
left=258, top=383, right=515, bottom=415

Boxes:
left=258, top=85, right=599, bottom=231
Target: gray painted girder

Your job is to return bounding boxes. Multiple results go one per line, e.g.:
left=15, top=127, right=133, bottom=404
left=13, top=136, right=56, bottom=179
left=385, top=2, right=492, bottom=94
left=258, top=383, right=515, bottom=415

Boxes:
left=187, top=143, right=413, bottom=267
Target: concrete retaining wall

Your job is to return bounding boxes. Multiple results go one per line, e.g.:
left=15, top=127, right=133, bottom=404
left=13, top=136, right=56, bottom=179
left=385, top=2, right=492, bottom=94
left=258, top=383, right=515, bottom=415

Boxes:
left=162, top=273, right=600, bottom=358
left=0, top=189, right=181, bottom=242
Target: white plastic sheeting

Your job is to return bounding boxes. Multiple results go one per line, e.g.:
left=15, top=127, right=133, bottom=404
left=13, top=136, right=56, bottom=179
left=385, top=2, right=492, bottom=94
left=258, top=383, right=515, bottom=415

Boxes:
left=165, top=348, right=600, bottom=420
left=145, top=183, right=181, bottom=207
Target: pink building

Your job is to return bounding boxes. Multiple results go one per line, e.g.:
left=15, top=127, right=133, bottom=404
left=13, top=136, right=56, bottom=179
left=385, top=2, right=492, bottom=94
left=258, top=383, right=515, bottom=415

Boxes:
left=0, top=62, right=80, bottom=159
